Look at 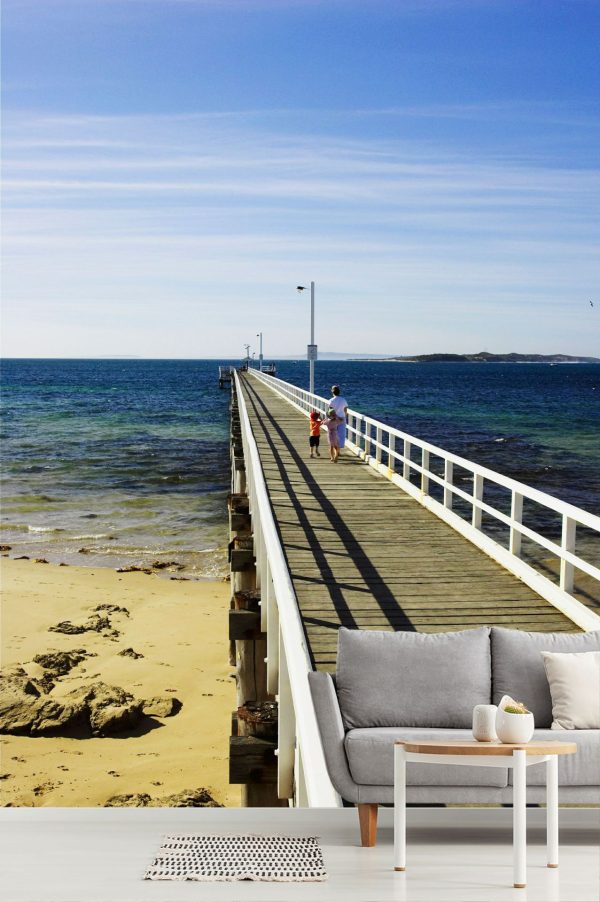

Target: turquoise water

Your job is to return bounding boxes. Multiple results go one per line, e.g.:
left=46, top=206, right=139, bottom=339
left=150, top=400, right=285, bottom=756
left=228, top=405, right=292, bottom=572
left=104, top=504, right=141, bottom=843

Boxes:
left=2, top=359, right=599, bottom=576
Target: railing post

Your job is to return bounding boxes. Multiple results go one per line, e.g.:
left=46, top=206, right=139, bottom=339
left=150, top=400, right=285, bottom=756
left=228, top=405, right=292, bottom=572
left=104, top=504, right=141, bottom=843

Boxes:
left=472, top=473, right=483, bottom=530
left=510, top=491, right=523, bottom=556
left=234, top=461, right=245, bottom=494
left=295, top=746, right=309, bottom=808
left=403, top=439, right=411, bottom=481
left=265, top=575, right=279, bottom=694
left=375, top=426, right=382, bottom=464
left=560, top=515, right=576, bottom=593
left=277, top=630, right=295, bottom=800
left=444, top=460, right=454, bottom=510
left=388, top=434, right=396, bottom=476
left=260, top=531, right=268, bottom=594
left=260, top=559, right=270, bottom=632
left=254, top=522, right=263, bottom=589
left=421, top=449, right=430, bottom=494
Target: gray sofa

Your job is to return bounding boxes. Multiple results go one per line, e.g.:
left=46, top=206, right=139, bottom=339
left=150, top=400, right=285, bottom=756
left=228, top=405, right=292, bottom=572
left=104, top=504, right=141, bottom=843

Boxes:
left=308, top=626, right=600, bottom=846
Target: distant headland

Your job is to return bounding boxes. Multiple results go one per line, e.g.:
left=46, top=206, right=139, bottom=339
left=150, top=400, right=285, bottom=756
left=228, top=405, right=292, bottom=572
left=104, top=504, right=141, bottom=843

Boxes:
left=349, top=352, right=600, bottom=364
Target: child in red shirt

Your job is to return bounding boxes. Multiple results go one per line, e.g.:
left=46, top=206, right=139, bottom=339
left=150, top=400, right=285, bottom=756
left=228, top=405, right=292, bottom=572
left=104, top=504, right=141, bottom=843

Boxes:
left=309, top=410, right=322, bottom=458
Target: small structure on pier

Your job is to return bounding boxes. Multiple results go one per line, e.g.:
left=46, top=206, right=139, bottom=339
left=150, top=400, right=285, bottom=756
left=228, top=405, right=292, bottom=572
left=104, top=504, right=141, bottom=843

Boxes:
left=219, top=362, right=276, bottom=388
left=218, top=366, right=235, bottom=388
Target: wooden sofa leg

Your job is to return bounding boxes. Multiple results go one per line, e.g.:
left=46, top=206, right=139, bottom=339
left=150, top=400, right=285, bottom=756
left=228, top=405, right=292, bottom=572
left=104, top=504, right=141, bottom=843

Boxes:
left=357, top=803, right=378, bottom=847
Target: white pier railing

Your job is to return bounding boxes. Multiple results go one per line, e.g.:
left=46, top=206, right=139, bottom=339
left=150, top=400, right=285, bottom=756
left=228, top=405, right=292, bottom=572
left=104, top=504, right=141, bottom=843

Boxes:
left=234, top=371, right=341, bottom=808
left=249, top=369, right=600, bottom=633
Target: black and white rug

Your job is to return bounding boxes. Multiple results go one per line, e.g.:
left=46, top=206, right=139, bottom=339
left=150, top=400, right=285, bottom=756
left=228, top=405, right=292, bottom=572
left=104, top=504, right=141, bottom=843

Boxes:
left=144, top=833, right=328, bottom=882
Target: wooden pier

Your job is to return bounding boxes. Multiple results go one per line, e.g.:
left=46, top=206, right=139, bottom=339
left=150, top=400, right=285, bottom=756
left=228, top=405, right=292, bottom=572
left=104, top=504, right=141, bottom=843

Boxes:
left=238, top=373, right=580, bottom=667
left=226, top=369, right=600, bottom=806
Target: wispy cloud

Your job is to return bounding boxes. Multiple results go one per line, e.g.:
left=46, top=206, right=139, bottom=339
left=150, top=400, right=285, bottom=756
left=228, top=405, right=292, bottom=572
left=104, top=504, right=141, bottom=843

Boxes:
left=4, top=112, right=598, bottom=215
left=3, top=109, right=599, bottom=357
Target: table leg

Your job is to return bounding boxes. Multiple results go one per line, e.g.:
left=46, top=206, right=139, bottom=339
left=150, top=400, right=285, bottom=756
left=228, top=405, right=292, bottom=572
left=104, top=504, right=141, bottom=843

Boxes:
left=547, top=755, right=559, bottom=868
left=513, top=749, right=527, bottom=888
left=394, top=745, right=406, bottom=871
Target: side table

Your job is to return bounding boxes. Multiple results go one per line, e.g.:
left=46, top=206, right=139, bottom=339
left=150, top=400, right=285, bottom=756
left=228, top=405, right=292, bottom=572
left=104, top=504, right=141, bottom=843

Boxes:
left=393, top=739, right=577, bottom=888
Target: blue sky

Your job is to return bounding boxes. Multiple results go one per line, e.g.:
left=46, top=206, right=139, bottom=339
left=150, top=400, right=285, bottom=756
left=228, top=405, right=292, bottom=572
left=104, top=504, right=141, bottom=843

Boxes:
left=2, top=0, right=599, bottom=358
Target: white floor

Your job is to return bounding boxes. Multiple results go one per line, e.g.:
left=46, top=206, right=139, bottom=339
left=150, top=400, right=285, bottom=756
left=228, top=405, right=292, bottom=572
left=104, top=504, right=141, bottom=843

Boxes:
left=0, top=807, right=598, bottom=902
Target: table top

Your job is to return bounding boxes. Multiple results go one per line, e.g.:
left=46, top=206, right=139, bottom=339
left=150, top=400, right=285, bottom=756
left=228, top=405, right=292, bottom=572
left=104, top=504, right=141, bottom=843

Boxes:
left=396, top=739, right=577, bottom=756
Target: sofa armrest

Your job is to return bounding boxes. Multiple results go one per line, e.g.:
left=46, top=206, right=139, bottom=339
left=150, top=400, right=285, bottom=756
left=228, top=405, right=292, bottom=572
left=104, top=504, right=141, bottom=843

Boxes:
left=308, top=671, right=359, bottom=803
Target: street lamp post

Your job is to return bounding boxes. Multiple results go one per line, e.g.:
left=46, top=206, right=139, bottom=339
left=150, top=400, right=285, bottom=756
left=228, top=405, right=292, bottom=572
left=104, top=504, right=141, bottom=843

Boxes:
left=256, top=332, right=263, bottom=372
left=297, top=281, right=316, bottom=395
left=243, top=344, right=250, bottom=369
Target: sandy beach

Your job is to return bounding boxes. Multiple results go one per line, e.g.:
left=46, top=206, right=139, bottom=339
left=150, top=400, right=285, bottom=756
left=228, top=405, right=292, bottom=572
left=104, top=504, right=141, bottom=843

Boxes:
left=0, top=558, right=240, bottom=808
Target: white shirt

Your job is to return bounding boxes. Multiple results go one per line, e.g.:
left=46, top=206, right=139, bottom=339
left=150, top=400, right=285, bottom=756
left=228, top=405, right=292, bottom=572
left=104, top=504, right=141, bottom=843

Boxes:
left=329, top=396, right=347, bottom=418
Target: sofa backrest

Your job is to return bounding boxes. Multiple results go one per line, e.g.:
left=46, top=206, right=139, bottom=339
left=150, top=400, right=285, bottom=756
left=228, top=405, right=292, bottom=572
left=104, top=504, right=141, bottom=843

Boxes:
left=491, top=627, right=600, bottom=728
left=335, top=626, right=491, bottom=730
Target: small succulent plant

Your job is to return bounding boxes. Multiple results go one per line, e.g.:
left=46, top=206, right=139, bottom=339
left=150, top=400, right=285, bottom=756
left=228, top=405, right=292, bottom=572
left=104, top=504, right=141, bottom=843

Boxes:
left=502, top=700, right=530, bottom=715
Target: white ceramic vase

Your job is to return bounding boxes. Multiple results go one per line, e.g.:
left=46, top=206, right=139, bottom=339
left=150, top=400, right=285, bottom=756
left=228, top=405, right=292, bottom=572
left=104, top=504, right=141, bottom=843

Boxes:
left=495, top=696, right=534, bottom=743
left=472, top=705, right=498, bottom=741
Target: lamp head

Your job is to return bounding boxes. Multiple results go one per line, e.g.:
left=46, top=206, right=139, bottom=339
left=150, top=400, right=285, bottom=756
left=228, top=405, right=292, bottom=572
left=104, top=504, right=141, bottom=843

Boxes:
left=297, top=285, right=306, bottom=292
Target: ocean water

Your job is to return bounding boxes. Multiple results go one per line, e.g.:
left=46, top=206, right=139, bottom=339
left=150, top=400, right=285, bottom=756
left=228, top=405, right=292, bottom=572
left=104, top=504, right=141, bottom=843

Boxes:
left=1, top=359, right=232, bottom=577
left=2, top=359, right=599, bottom=577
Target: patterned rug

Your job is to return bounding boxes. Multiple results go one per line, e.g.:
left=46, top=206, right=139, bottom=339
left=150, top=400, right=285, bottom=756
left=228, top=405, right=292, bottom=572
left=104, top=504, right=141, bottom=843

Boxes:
left=144, top=834, right=328, bottom=882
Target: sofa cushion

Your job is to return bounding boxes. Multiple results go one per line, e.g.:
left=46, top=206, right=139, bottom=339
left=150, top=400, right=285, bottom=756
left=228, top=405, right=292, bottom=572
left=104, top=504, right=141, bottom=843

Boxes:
left=336, top=627, right=491, bottom=729
left=507, top=729, right=600, bottom=786
left=541, top=651, right=600, bottom=730
left=344, top=728, right=508, bottom=787
left=491, top=628, right=600, bottom=728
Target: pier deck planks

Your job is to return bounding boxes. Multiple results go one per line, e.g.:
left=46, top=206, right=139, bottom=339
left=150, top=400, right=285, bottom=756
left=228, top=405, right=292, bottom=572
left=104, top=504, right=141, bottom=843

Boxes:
left=240, top=373, right=579, bottom=671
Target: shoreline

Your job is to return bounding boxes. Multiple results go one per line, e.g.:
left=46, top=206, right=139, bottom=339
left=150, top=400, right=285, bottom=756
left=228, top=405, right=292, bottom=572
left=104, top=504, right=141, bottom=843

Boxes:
left=0, top=558, right=240, bottom=808
left=0, top=540, right=228, bottom=582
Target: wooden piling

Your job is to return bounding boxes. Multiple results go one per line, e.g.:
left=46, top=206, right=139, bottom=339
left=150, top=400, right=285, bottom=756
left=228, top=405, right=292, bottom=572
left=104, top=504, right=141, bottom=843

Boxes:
left=229, top=702, right=278, bottom=803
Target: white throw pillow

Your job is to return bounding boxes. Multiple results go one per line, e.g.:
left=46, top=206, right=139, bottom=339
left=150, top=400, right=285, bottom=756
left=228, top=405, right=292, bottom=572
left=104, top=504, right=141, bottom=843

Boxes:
left=540, top=651, right=600, bottom=730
